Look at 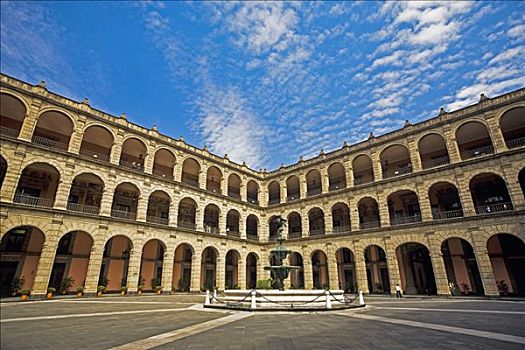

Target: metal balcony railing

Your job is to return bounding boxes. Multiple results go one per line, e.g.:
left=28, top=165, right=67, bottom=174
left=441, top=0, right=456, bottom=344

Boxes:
left=178, top=221, right=196, bottom=230
left=204, top=225, right=219, bottom=234
left=182, top=177, right=199, bottom=188
left=268, top=198, right=280, bottom=205
left=153, top=172, right=174, bottom=180
left=227, top=190, right=241, bottom=199
left=32, top=135, right=68, bottom=150
left=309, top=228, right=325, bottom=236
left=79, top=148, right=110, bottom=162
left=390, top=214, right=422, bottom=226
left=146, top=216, right=169, bottom=225
left=432, top=209, right=464, bottom=220
left=333, top=225, right=351, bottom=234
left=506, top=136, right=525, bottom=149
left=359, top=221, right=380, bottom=230
left=247, top=233, right=258, bottom=241
left=67, top=202, right=100, bottom=214
left=119, top=159, right=144, bottom=172
left=226, top=230, right=240, bottom=237
left=329, top=177, right=346, bottom=191
left=111, top=209, right=136, bottom=220
left=0, top=126, right=19, bottom=138
left=307, top=187, right=322, bottom=197
left=14, top=194, right=54, bottom=208
left=475, top=202, right=513, bottom=215
left=287, top=194, right=300, bottom=202
left=247, top=197, right=259, bottom=205
left=460, top=145, right=494, bottom=160
left=383, top=166, right=412, bottom=179
left=288, top=230, right=302, bottom=239
left=421, top=156, right=450, bottom=169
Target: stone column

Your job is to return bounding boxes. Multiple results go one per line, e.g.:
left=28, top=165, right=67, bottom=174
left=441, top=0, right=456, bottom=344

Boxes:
left=68, top=117, right=86, bottom=154
left=199, top=169, right=207, bottom=190
left=384, top=237, right=401, bottom=296
left=0, top=154, right=24, bottom=203
left=486, top=115, right=507, bottom=153
left=161, top=249, right=175, bottom=293
left=502, top=165, right=525, bottom=210
left=399, top=245, right=417, bottom=294
left=377, top=190, right=390, bottom=227
left=196, top=207, right=204, bottom=232
left=54, top=169, right=75, bottom=210
left=326, top=247, right=339, bottom=290
left=136, top=196, right=148, bottom=222
left=407, top=138, right=421, bottom=172
left=349, top=198, right=360, bottom=232
left=301, top=209, right=309, bottom=237
left=169, top=200, right=179, bottom=226
left=31, top=232, right=59, bottom=297
left=321, top=167, right=329, bottom=194
left=344, top=159, right=353, bottom=188
left=18, top=98, right=42, bottom=142
left=443, top=126, right=460, bottom=163
left=126, top=245, right=143, bottom=293
left=110, top=131, right=124, bottom=165
left=354, top=244, right=369, bottom=293
left=84, top=236, right=106, bottom=294
left=239, top=213, right=246, bottom=239
left=259, top=215, right=269, bottom=242
left=427, top=236, right=450, bottom=295
left=303, top=254, right=313, bottom=289
left=218, top=208, right=226, bottom=236
left=371, top=150, right=382, bottom=181
left=221, top=172, right=228, bottom=196
left=238, top=255, right=247, bottom=289
left=416, top=183, right=433, bottom=222
left=325, top=203, right=333, bottom=235
left=144, top=152, right=153, bottom=174
left=280, top=179, right=287, bottom=203
left=472, top=234, right=499, bottom=296
left=99, top=182, right=116, bottom=217
left=216, top=256, right=225, bottom=291
left=240, top=179, right=247, bottom=202
left=456, top=177, right=475, bottom=216
left=299, top=173, right=307, bottom=199
left=190, top=252, right=202, bottom=292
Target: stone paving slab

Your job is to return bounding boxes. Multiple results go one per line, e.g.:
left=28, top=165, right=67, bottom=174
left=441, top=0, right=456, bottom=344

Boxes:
left=367, top=299, right=525, bottom=312
left=0, top=310, right=222, bottom=350
left=157, top=313, right=524, bottom=350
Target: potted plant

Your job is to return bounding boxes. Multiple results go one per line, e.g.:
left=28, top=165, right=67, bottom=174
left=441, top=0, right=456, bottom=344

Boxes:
left=497, top=280, right=509, bottom=296
left=76, top=287, right=85, bottom=297
left=47, top=287, right=56, bottom=299
left=20, top=289, right=30, bottom=301
left=155, top=285, right=163, bottom=294
left=60, top=276, right=75, bottom=295
left=120, top=286, right=128, bottom=296
left=138, top=285, right=144, bottom=295
left=10, top=277, right=25, bottom=297
left=97, top=285, right=106, bottom=297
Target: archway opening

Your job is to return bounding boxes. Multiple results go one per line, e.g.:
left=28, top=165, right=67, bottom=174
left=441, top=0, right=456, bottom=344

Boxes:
left=441, top=238, right=484, bottom=296
left=227, top=173, right=241, bottom=199
left=139, top=239, right=165, bottom=292
left=381, top=144, right=412, bottom=179
left=336, top=248, right=357, bottom=293
left=0, top=226, right=44, bottom=297
left=49, top=231, right=93, bottom=294
left=177, top=198, right=197, bottom=229
left=328, top=162, right=346, bottom=191
left=268, top=215, right=280, bottom=241
left=500, top=107, right=525, bottom=149
left=428, top=182, right=463, bottom=220
left=111, top=182, right=140, bottom=220
left=67, top=173, right=104, bottom=214
left=0, top=93, right=26, bottom=138
left=353, top=154, right=374, bottom=185
left=287, top=212, right=302, bottom=239
left=246, top=180, right=259, bottom=204
left=14, top=163, right=60, bottom=208
left=146, top=190, right=170, bottom=225
left=358, top=197, right=380, bottom=229
left=332, top=202, right=350, bottom=234
left=99, top=235, right=132, bottom=292
left=32, top=111, right=73, bottom=150
left=387, top=190, right=422, bottom=226
left=181, top=158, right=200, bottom=187
left=0, top=156, right=7, bottom=190
left=470, top=173, right=513, bottom=214
left=246, top=253, right=258, bottom=289
left=206, top=166, right=222, bottom=193
left=204, top=204, right=220, bottom=234
left=312, top=250, right=329, bottom=289
left=80, top=125, right=113, bottom=162
left=200, top=247, right=217, bottom=291
left=289, top=252, right=304, bottom=289
left=119, top=138, right=147, bottom=171
left=308, top=208, right=325, bottom=236
left=172, top=243, right=192, bottom=292
left=306, top=169, right=322, bottom=196
left=152, top=149, right=176, bottom=179
left=419, top=133, right=450, bottom=169
left=487, top=234, right=525, bottom=296
left=286, top=175, right=300, bottom=202
left=225, top=250, right=240, bottom=289
left=268, top=181, right=280, bottom=205
left=456, top=121, right=494, bottom=160
left=226, top=210, right=240, bottom=237
left=365, top=245, right=390, bottom=294
left=246, top=215, right=259, bottom=241
left=396, top=243, right=437, bottom=295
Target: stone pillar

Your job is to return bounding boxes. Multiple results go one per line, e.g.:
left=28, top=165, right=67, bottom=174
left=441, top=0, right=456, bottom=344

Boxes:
left=0, top=153, right=24, bottom=203
left=221, top=172, right=228, bottom=196
left=349, top=198, right=360, bottom=232
left=239, top=213, right=246, bottom=239
left=301, top=209, right=309, bottom=237
left=240, top=179, right=247, bottom=202
left=199, top=169, right=206, bottom=190
left=31, top=232, right=59, bottom=296
left=456, top=177, right=475, bottom=216
left=238, top=255, right=247, bottom=289
left=219, top=208, right=226, bottom=235
left=216, top=256, right=225, bottom=291
left=384, top=238, right=401, bottom=296
left=136, top=196, right=148, bottom=222
left=502, top=165, right=525, bottom=210
left=169, top=200, right=179, bottom=226
left=54, top=167, right=75, bottom=210
left=110, top=131, right=124, bottom=165
left=190, top=252, right=202, bottom=292
left=84, top=236, right=106, bottom=294
left=344, top=159, right=353, bottom=188
left=18, top=98, right=42, bottom=142
left=472, top=234, right=499, bottom=296
left=427, top=236, right=450, bottom=295
left=280, top=179, right=287, bottom=203
left=144, top=152, right=154, bottom=174
left=416, top=183, right=432, bottom=222
left=407, top=138, right=421, bottom=172
left=299, top=173, right=307, bottom=199
left=100, top=182, right=116, bottom=217
left=377, top=190, right=390, bottom=227
left=161, top=249, right=175, bottom=293
left=259, top=215, right=269, bottom=242
left=126, top=245, right=143, bottom=293
left=303, top=254, right=313, bottom=289
left=196, top=207, right=204, bottom=232
left=443, top=126, right=460, bottom=163
left=486, top=115, right=506, bottom=153
left=371, top=150, right=382, bottom=181
left=174, top=153, right=184, bottom=182
left=354, top=244, right=368, bottom=293
left=326, top=247, right=339, bottom=290
left=321, top=167, right=329, bottom=194
left=68, top=117, right=86, bottom=154
left=325, top=203, right=333, bottom=235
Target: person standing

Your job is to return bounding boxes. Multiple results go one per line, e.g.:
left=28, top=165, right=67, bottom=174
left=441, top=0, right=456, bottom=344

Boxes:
left=396, top=284, right=403, bottom=298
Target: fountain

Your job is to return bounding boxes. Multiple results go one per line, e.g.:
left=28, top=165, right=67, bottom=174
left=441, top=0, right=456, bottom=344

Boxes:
left=204, top=216, right=365, bottom=311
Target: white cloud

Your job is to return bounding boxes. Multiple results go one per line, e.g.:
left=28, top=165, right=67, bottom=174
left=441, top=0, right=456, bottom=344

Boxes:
left=508, top=24, right=525, bottom=38
left=489, top=46, right=524, bottom=64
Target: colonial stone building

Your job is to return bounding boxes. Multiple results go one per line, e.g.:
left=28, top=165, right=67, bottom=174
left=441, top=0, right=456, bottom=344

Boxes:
left=1, top=73, right=524, bottom=298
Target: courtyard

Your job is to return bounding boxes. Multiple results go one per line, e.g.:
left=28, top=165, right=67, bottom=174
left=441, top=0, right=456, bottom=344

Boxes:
left=1, top=295, right=524, bottom=349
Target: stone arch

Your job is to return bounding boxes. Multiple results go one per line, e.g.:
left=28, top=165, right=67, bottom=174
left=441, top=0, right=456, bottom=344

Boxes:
left=111, top=182, right=141, bottom=220
left=173, top=243, right=194, bottom=292
left=201, top=246, right=219, bottom=290
left=139, top=239, right=166, bottom=291
left=418, top=132, right=450, bottom=169
left=289, top=252, right=304, bottom=289
left=206, top=166, right=223, bottom=193
left=306, top=169, right=322, bottom=196
left=519, top=167, right=525, bottom=199
left=387, top=189, right=422, bottom=226
left=146, top=190, right=171, bottom=225
left=311, top=249, right=329, bottom=289
left=0, top=155, right=7, bottom=190
left=0, top=91, right=28, bottom=138
left=497, top=105, right=525, bottom=149
left=380, top=144, right=412, bottom=179
left=80, top=124, right=114, bottom=162
left=336, top=247, right=357, bottom=292
left=181, top=157, right=201, bottom=187
left=99, top=234, right=134, bottom=292
left=32, top=108, right=75, bottom=150
left=246, top=252, right=259, bottom=289
left=487, top=233, right=525, bottom=296
left=469, top=172, right=513, bottom=214
left=246, top=180, right=259, bottom=204
left=328, top=162, right=346, bottom=191
left=428, top=181, right=463, bottom=220
left=68, top=172, right=105, bottom=214
left=119, top=137, right=148, bottom=171
left=286, top=175, right=300, bottom=201
left=357, top=196, right=380, bottom=229
left=14, top=162, right=61, bottom=208
left=246, top=214, right=259, bottom=240
left=332, top=202, right=350, bottom=234
left=395, top=241, right=437, bottom=295
left=226, top=209, right=240, bottom=237
left=441, top=237, right=484, bottom=296
left=352, top=154, right=374, bottom=185
left=178, top=197, right=197, bottom=229
left=268, top=215, right=281, bottom=241
left=267, top=180, right=280, bottom=205
left=152, top=147, right=176, bottom=179
left=455, top=119, right=494, bottom=160
left=227, top=173, right=242, bottom=199
left=204, top=203, right=221, bottom=234
left=308, top=207, right=325, bottom=236
left=364, top=244, right=390, bottom=294
left=225, top=249, right=241, bottom=289
left=287, top=211, right=302, bottom=239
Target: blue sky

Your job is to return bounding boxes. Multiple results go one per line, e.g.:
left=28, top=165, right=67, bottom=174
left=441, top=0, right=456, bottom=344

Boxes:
left=1, top=1, right=524, bottom=170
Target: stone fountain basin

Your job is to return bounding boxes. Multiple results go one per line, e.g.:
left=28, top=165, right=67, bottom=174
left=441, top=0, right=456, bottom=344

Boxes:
left=223, top=289, right=347, bottom=305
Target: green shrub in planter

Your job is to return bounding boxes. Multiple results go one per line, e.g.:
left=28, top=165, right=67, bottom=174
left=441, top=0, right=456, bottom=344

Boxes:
left=21, top=289, right=31, bottom=296
left=97, top=285, right=106, bottom=293
left=47, top=287, right=56, bottom=294
left=256, top=279, right=271, bottom=289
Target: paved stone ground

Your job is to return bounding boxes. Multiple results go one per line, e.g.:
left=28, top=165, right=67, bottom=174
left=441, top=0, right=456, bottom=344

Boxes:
left=1, top=295, right=524, bottom=350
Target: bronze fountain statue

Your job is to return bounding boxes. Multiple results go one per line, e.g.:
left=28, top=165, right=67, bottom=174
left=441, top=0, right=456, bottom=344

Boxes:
left=264, top=215, right=298, bottom=290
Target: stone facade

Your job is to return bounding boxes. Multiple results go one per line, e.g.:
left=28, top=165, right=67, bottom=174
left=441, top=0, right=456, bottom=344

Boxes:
left=1, top=73, right=524, bottom=298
